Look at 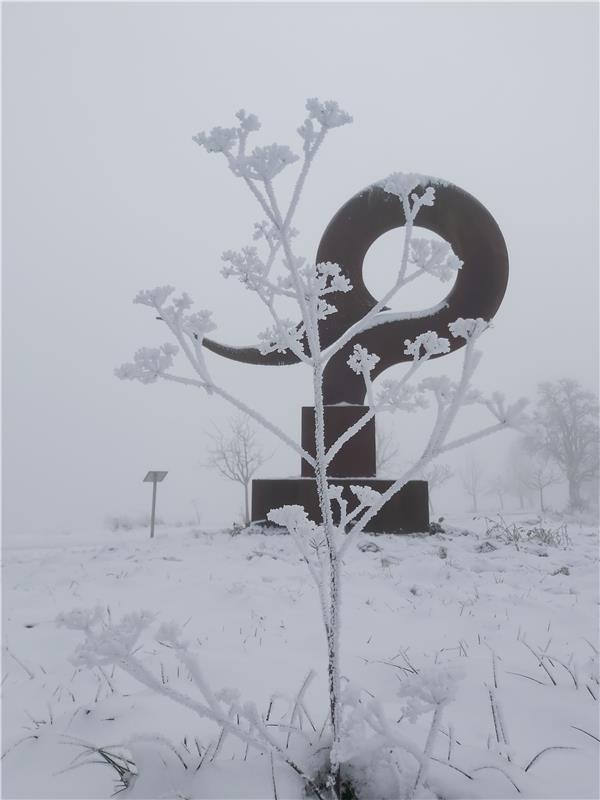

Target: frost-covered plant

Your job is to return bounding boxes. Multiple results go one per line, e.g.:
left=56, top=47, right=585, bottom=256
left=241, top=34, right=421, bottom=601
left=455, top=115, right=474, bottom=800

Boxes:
left=61, top=609, right=328, bottom=799
left=484, top=515, right=572, bottom=550
left=110, top=99, right=527, bottom=798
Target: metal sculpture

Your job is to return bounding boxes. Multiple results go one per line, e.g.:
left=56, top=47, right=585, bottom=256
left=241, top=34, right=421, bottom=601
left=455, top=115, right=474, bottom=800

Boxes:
left=205, top=180, right=509, bottom=531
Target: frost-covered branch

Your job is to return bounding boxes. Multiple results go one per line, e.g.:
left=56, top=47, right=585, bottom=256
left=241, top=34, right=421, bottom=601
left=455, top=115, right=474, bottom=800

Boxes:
left=115, top=288, right=316, bottom=468
left=337, top=319, right=525, bottom=557
left=193, top=105, right=356, bottom=794
left=60, top=610, right=326, bottom=800
left=325, top=408, right=375, bottom=467
left=397, top=664, right=465, bottom=798
left=344, top=486, right=384, bottom=527
left=267, top=505, right=330, bottom=635
left=322, top=175, right=462, bottom=363
left=194, top=99, right=352, bottom=346
left=325, top=334, right=443, bottom=467
left=338, top=661, right=464, bottom=790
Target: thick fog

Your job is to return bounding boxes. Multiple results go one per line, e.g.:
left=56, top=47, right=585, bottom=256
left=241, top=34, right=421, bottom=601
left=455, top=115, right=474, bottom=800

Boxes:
left=3, top=3, right=598, bottom=536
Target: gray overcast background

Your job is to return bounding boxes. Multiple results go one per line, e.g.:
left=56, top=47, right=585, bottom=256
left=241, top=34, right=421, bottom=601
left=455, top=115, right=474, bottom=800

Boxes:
left=3, top=2, right=598, bottom=536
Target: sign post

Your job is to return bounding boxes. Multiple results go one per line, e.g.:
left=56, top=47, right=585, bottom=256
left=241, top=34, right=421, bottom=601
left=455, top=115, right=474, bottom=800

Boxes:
left=143, top=471, right=168, bottom=538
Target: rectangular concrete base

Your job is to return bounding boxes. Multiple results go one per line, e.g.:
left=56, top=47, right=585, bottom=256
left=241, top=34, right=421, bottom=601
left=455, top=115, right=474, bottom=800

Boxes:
left=252, top=477, right=429, bottom=533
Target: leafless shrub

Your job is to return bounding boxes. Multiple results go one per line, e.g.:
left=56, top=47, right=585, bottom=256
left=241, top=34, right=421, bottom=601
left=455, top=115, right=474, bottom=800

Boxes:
left=484, top=516, right=571, bottom=550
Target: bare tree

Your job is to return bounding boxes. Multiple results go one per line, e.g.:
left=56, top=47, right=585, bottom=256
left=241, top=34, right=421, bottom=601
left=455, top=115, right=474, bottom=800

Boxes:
left=206, top=415, right=268, bottom=524
left=506, top=439, right=534, bottom=510
left=460, top=457, right=484, bottom=512
left=420, top=463, right=452, bottom=515
left=526, top=379, right=599, bottom=510
left=486, top=475, right=508, bottom=511
left=375, top=423, right=402, bottom=476
left=521, top=451, right=561, bottom=513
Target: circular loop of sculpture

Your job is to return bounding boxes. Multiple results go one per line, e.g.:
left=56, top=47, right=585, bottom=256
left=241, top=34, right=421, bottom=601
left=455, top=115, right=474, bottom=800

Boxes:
left=204, top=179, right=509, bottom=404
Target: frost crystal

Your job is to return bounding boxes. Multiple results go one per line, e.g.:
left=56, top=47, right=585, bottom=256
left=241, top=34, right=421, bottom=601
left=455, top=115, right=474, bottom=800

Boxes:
left=234, top=144, right=299, bottom=181
left=317, top=261, right=352, bottom=292
left=330, top=273, right=353, bottom=294
left=221, top=247, right=269, bottom=293
left=258, top=320, right=304, bottom=355
left=305, top=98, right=353, bottom=129
left=410, top=238, right=463, bottom=282
left=327, top=484, right=345, bottom=502
left=376, top=380, right=428, bottom=413
left=316, top=299, right=337, bottom=320
left=173, top=292, right=194, bottom=311
left=380, top=173, right=436, bottom=207
left=133, top=286, right=175, bottom=308
left=301, top=261, right=353, bottom=301
left=397, top=664, right=465, bottom=721
left=350, top=485, right=382, bottom=507
left=404, top=331, right=450, bottom=360
left=71, top=611, right=155, bottom=668
left=115, top=344, right=179, bottom=384
left=448, top=317, right=489, bottom=340
left=347, top=345, right=380, bottom=375
left=235, top=109, right=261, bottom=133
left=193, top=126, right=238, bottom=154
left=182, top=310, right=217, bottom=338
left=267, top=505, right=313, bottom=531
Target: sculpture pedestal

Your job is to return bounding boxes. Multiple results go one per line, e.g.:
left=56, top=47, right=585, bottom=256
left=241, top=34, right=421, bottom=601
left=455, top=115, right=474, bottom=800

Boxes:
left=251, top=404, right=429, bottom=533
left=252, top=477, right=428, bottom=533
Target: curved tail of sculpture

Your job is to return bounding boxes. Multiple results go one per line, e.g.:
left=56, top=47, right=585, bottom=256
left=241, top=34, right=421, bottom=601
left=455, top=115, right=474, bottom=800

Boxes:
left=201, top=179, right=508, bottom=406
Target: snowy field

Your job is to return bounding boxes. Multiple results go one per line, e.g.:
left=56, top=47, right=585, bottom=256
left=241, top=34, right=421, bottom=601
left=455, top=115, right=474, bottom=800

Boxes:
left=2, top=514, right=598, bottom=799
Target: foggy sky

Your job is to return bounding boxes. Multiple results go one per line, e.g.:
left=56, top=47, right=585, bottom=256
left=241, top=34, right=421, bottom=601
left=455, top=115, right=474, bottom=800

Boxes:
left=3, top=2, right=598, bottom=536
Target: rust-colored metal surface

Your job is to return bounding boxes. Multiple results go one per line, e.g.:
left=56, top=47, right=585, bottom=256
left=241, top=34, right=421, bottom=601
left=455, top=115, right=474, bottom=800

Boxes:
left=253, top=477, right=429, bottom=534
left=301, top=405, right=375, bottom=478
left=204, top=180, right=509, bottom=404
left=203, top=177, right=508, bottom=532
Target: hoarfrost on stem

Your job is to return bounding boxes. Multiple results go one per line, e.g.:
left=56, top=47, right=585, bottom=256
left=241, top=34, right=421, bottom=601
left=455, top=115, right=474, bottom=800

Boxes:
left=109, top=98, right=526, bottom=799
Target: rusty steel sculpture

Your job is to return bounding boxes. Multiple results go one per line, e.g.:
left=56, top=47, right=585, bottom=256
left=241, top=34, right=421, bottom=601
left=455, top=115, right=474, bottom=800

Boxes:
left=204, top=180, right=509, bottom=532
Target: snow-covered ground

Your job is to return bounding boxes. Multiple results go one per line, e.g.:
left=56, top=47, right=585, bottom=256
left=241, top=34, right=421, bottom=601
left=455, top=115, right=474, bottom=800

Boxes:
left=2, top=514, right=598, bottom=799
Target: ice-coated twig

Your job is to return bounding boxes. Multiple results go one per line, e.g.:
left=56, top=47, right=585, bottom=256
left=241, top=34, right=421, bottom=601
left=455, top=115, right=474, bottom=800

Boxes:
left=325, top=408, right=375, bottom=466
left=320, top=181, right=434, bottom=364
left=286, top=670, right=316, bottom=749
left=267, top=506, right=330, bottom=635
left=358, top=696, right=427, bottom=768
